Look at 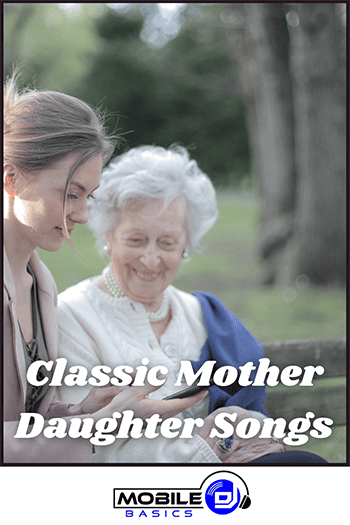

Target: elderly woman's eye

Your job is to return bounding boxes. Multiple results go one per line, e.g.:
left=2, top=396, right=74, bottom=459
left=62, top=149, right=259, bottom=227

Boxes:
left=159, top=239, right=174, bottom=247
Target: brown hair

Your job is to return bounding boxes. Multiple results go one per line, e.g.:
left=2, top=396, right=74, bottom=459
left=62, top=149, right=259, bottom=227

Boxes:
left=4, top=70, right=118, bottom=241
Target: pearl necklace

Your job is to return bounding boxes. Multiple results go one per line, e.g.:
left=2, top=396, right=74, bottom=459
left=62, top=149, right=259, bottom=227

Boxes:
left=103, top=265, right=171, bottom=323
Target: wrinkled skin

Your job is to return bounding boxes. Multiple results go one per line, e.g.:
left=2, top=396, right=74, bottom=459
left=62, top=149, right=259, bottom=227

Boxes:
left=198, top=406, right=289, bottom=463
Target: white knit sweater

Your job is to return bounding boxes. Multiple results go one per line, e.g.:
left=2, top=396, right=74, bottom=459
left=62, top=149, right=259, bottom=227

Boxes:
left=57, top=272, right=221, bottom=463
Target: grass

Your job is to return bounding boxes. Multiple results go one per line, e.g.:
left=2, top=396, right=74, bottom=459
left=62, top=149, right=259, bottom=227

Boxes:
left=37, top=191, right=346, bottom=463
left=172, top=193, right=346, bottom=343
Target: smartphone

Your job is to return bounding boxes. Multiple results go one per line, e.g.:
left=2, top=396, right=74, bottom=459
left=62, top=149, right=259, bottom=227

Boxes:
left=162, top=379, right=214, bottom=400
left=162, top=378, right=244, bottom=400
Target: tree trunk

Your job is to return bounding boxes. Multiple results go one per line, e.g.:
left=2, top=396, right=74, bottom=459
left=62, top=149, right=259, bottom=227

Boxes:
left=231, top=3, right=297, bottom=284
left=225, top=3, right=345, bottom=287
left=283, top=3, right=346, bottom=285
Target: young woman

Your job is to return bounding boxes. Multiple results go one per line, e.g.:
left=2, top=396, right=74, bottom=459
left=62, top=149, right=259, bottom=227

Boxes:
left=3, top=74, right=204, bottom=463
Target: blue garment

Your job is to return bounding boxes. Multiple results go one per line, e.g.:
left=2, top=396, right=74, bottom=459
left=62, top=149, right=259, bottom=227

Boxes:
left=191, top=292, right=268, bottom=416
left=249, top=451, right=327, bottom=464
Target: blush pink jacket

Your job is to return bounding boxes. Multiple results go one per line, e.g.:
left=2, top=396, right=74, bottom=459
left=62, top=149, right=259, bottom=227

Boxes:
left=3, top=249, right=92, bottom=463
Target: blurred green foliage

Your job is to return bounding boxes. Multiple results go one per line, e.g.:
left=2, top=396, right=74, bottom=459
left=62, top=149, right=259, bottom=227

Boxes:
left=4, top=3, right=250, bottom=186
left=4, top=3, right=101, bottom=92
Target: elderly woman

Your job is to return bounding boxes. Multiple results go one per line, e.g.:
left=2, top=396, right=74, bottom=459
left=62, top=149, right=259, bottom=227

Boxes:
left=57, top=145, right=327, bottom=464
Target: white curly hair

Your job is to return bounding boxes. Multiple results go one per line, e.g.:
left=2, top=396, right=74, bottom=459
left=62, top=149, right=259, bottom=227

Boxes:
left=87, top=145, right=218, bottom=255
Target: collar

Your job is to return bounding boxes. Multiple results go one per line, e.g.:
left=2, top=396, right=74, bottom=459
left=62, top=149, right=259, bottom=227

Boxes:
left=4, top=248, right=55, bottom=301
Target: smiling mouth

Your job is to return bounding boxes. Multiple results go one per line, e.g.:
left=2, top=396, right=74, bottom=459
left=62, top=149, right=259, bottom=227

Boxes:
left=132, top=268, right=160, bottom=281
left=55, top=227, right=74, bottom=234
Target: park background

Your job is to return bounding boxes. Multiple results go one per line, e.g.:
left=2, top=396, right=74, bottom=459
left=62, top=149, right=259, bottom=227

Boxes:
left=4, top=3, right=346, bottom=463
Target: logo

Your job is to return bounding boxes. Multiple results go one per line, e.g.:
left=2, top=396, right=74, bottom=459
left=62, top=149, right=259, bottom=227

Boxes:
left=113, top=470, right=251, bottom=517
left=202, top=471, right=251, bottom=515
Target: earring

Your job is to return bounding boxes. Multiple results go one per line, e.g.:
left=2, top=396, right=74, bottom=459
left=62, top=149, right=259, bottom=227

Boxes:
left=182, top=251, right=188, bottom=259
left=4, top=174, right=17, bottom=199
left=103, top=244, right=111, bottom=256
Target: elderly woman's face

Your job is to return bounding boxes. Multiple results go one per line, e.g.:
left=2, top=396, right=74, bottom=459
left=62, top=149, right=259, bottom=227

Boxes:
left=108, top=197, right=188, bottom=310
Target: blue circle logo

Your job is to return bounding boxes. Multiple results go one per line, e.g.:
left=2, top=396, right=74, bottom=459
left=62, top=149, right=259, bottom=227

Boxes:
left=205, top=479, right=241, bottom=515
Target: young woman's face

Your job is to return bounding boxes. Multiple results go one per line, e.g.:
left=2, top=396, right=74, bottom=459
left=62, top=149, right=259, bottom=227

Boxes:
left=108, top=197, right=188, bottom=310
left=11, top=152, right=102, bottom=252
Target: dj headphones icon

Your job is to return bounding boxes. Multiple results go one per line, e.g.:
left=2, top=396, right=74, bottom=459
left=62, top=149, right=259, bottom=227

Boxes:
left=201, top=470, right=251, bottom=511
left=239, top=485, right=251, bottom=509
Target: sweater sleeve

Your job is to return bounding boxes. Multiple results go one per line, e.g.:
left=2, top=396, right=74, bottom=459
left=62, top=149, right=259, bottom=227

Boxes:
left=56, top=313, right=103, bottom=404
left=3, top=420, right=93, bottom=464
left=92, top=433, right=222, bottom=464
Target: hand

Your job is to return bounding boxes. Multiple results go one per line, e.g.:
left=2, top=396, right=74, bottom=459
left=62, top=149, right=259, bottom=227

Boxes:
left=91, top=381, right=209, bottom=422
left=198, top=406, right=288, bottom=463
left=69, top=384, right=126, bottom=416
